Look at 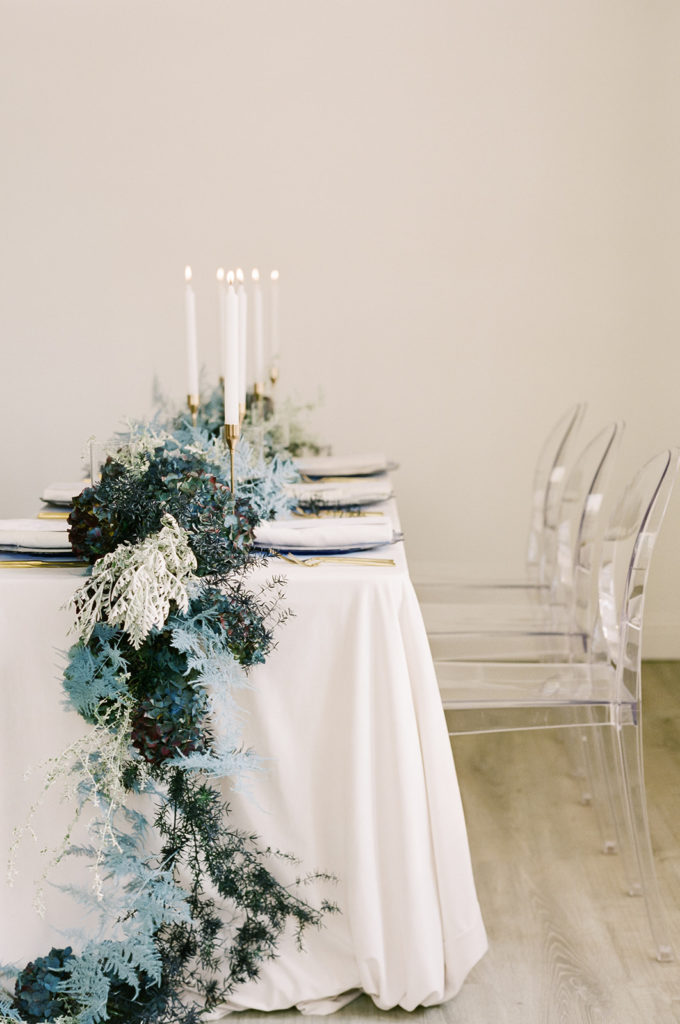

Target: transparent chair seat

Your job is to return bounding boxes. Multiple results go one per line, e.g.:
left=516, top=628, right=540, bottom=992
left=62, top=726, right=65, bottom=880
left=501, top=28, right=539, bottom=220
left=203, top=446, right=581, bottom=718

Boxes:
left=423, top=600, right=573, bottom=634
left=435, top=449, right=680, bottom=962
left=438, top=660, right=630, bottom=718
left=428, top=626, right=586, bottom=663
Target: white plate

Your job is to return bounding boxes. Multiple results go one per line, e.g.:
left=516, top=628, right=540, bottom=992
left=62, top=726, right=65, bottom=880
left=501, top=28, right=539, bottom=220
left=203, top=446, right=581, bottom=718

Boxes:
left=0, top=545, right=74, bottom=555
left=40, top=481, right=89, bottom=505
left=0, top=519, right=71, bottom=551
left=289, top=481, right=394, bottom=508
left=294, top=453, right=397, bottom=478
left=253, top=532, right=403, bottom=556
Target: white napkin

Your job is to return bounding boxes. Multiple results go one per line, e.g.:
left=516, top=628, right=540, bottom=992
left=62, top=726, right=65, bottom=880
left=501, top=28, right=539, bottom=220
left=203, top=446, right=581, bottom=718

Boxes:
left=254, top=515, right=393, bottom=550
left=0, top=518, right=72, bottom=551
left=293, top=453, right=389, bottom=477
left=287, top=478, right=393, bottom=506
left=41, top=481, right=88, bottom=505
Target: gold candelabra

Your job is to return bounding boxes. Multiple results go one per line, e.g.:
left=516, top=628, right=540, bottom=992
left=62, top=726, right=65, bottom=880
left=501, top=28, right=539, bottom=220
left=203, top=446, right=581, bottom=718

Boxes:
left=269, top=366, right=279, bottom=388
left=187, top=394, right=199, bottom=428
left=223, top=422, right=240, bottom=493
left=253, top=381, right=265, bottom=423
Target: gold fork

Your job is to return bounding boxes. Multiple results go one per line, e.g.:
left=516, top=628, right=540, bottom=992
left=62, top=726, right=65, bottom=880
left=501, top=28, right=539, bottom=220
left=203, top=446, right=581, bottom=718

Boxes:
left=0, top=560, right=85, bottom=569
left=274, top=552, right=395, bottom=568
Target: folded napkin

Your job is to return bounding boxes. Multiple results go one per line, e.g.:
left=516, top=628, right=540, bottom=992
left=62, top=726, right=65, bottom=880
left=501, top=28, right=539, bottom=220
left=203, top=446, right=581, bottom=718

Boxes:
left=254, top=515, right=394, bottom=550
left=293, top=453, right=389, bottom=477
left=41, top=481, right=88, bottom=505
left=287, top=478, right=393, bottom=506
left=0, top=518, right=72, bottom=551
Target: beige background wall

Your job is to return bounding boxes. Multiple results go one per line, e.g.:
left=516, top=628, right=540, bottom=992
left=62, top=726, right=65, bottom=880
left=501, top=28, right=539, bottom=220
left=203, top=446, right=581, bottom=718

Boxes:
left=1, top=0, right=679, bottom=653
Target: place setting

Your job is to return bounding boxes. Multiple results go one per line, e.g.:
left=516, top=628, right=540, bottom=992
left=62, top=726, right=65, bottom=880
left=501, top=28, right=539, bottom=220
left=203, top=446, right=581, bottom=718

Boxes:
left=0, top=477, right=95, bottom=568
left=253, top=512, right=400, bottom=566
left=0, top=518, right=86, bottom=568
left=287, top=475, right=394, bottom=511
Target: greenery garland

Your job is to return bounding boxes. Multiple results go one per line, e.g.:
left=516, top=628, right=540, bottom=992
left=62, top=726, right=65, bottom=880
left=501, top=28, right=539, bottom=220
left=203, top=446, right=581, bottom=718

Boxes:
left=1, top=392, right=335, bottom=1024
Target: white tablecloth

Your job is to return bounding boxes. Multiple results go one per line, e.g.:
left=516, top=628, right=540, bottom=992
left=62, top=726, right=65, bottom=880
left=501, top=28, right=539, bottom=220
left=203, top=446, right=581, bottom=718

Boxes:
left=0, top=500, right=486, bottom=1014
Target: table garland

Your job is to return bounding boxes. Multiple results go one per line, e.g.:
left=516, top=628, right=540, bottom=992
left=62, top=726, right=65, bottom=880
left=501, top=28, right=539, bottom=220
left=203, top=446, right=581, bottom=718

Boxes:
left=1, top=389, right=335, bottom=1024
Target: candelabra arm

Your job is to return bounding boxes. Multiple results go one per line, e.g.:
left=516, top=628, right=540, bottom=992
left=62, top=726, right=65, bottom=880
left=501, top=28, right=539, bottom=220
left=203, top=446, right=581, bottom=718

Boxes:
left=223, top=423, right=240, bottom=494
left=187, top=394, right=199, bottom=428
left=253, top=381, right=266, bottom=425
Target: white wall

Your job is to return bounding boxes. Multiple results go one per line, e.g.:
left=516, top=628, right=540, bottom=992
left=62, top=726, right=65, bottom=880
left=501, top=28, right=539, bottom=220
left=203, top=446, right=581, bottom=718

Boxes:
left=1, top=0, right=679, bottom=653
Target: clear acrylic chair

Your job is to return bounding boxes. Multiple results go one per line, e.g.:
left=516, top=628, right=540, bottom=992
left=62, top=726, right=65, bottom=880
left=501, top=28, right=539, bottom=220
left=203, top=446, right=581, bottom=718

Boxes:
left=414, top=402, right=586, bottom=599
left=422, top=421, right=623, bottom=662
left=435, top=449, right=680, bottom=961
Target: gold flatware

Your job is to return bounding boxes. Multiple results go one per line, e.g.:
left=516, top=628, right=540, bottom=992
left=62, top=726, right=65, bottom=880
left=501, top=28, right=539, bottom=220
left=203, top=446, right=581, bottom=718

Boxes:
left=274, top=552, right=395, bottom=568
left=0, top=560, right=85, bottom=569
left=37, top=511, right=70, bottom=520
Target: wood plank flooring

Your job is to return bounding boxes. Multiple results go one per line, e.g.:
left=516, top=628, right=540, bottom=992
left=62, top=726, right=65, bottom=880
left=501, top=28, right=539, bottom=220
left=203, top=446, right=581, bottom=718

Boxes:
left=233, top=661, right=680, bottom=1023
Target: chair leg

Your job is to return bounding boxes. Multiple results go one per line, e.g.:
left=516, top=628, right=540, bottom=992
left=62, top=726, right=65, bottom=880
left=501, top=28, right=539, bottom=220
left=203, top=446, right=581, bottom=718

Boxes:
left=614, top=717, right=674, bottom=961
left=563, top=724, right=590, bottom=796
left=563, top=710, right=619, bottom=856
left=598, top=723, right=643, bottom=892
left=580, top=727, right=618, bottom=854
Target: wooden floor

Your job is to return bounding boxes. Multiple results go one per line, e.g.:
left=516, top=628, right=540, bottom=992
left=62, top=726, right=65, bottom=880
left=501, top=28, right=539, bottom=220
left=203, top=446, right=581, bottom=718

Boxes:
left=235, top=661, right=680, bottom=1023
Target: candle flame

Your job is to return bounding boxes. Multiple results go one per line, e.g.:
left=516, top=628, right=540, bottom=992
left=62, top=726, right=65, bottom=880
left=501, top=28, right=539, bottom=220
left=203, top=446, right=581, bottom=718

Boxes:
left=216, top=267, right=225, bottom=281
left=251, top=268, right=260, bottom=282
left=185, top=265, right=193, bottom=282
left=236, top=267, right=245, bottom=283
left=227, top=270, right=235, bottom=285
left=270, top=269, right=279, bottom=281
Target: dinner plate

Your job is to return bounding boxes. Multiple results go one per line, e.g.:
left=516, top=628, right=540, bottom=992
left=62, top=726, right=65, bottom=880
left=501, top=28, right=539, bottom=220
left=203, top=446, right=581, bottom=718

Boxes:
left=290, top=485, right=394, bottom=509
left=40, top=481, right=89, bottom=506
left=253, top=531, right=403, bottom=556
left=299, top=462, right=399, bottom=480
left=293, top=453, right=398, bottom=479
left=0, top=519, right=71, bottom=553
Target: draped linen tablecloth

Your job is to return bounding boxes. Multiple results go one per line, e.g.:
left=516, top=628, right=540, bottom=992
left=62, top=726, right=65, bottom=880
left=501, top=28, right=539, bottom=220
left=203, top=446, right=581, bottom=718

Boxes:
left=0, top=500, right=486, bottom=1014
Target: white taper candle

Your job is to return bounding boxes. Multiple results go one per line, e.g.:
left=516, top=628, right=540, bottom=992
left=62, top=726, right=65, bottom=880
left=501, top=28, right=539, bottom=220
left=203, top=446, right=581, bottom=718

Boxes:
left=269, top=269, right=280, bottom=371
left=184, top=266, right=199, bottom=396
left=236, top=267, right=247, bottom=410
left=224, top=271, right=240, bottom=425
left=251, top=267, right=264, bottom=384
left=216, top=267, right=226, bottom=378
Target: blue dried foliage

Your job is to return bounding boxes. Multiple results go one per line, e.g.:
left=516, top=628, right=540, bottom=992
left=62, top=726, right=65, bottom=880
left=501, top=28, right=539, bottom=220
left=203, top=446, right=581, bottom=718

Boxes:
left=63, top=625, right=129, bottom=723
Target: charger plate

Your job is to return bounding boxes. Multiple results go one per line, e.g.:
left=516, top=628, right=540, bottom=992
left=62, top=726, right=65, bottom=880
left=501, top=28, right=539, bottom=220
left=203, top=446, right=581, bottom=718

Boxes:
left=0, top=549, right=85, bottom=566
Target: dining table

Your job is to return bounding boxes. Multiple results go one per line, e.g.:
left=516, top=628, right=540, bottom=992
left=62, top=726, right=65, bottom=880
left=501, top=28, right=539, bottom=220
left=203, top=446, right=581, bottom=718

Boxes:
left=0, top=493, right=487, bottom=1015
